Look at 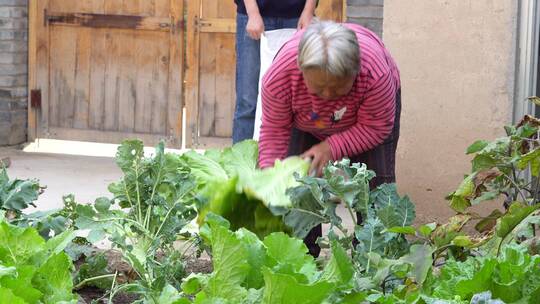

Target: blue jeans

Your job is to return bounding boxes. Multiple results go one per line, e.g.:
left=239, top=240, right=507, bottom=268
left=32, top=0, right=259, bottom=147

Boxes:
left=232, top=13, right=299, bottom=143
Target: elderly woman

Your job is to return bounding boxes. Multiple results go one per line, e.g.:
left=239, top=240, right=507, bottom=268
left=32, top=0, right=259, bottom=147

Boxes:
left=258, top=21, right=401, bottom=257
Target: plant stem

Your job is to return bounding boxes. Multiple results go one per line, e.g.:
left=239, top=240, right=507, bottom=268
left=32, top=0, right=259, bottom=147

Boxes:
left=108, top=271, right=118, bottom=303
left=496, top=237, right=505, bottom=257
left=346, top=204, right=357, bottom=226
left=108, top=283, right=140, bottom=302
left=154, top=203, right=179, bottom=238
left=153, top=192, right=192, bottom=238
left=149, top=166, right=162, bottom=203
left=502, top=172, right=529, bottom=203
left=74, top=274, right=117, bottom=290
left=433, top=243, right=459, bottom=261
left=365, top=230, right=375, bottom=274
left=532, top=176, right=540, bottom=204
left=134, top=161, right=143, bottom=224
left=144, top=204, right=153, bottom=231
left=146, top=162, right=164, bottom=231
left=123, top=182, right=134, bottom=209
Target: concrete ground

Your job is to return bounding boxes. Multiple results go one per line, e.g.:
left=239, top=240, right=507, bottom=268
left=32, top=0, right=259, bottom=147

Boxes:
left=1, top=146, right=121, bottom=212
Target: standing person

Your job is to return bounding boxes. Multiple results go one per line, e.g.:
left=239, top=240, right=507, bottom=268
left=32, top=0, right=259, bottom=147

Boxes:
left=232, top=0, right=317, bottom=143
left=258, top=21, right=401, bottom=257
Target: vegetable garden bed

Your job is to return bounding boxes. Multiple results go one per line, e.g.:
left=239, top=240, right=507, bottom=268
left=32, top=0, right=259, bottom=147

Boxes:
left=0, top=109, right=539, bottom=303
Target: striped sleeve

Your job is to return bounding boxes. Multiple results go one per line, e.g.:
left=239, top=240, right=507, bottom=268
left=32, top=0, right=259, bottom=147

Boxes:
left=258, top=82, right=293, bottom=168
left=326, top=72, right=397, bottom=160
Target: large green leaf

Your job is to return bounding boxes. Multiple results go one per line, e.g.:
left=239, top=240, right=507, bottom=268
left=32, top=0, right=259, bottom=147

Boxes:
left=448, top=169, right=501, bottom=213
left=355, top=218, right=386, bottom=258
left=517, top=148, right=540, bottom=177
left=282, top=185, right=330, bottom=239
left=182, top=151, right=229, bottom=187
left=429, top=257, right=477, bottom=299
left=471, top=155, right=497, bottom=172
left=32, top=252, right=77, bottom=303
left=204, top=222, right=250, bottom=301
left=0, top=265, right=43, bottom=303
left=235, top=228, right=267, bottom=289
left=427, top=244, right=540, bottom=303
left=0, top=222, right=45, bottom=265
left=479, top=137, right=511, bottom=156
left=496, top=202, right=540, bottom=240
left=0, top=220, right=76, bottom=303
left=367, top=245, right=434, bottom=289
left=0, top=287, right=25, bottom=304
left=370, top=184, right=416, bottom=228
left=376, top=196, right=415, bottom=228
left=400, top=244, right=434, bottom=285
left=323, top=160, right=374, bottom=215
left=454, top=259, right=497, bottom=300
left=282, top=172, right=344, bottom=239
left=370, top=183, right=400, bottom=210
left=320, top=240, right=354, bottom=286
left=448, top=174, right=475, bottom=212
left=115, top=139, right=145, bottom=173
left=512, top=210, right=540, bottom=240
left=194, top=144, right=308, bottom=238
left=0, top=168, right=40, bottom=211
left=220, top=140, right=258, bottom=180
left=156, top=284, right=187, bottom=304
left=184, top=140, right=258, bottom=188
left=197, top=178, right=288, bottom=239
left=385, top=226, right=416, bottom=235
left=261, top=267, right=335, bottom=304
left=467, top=140, right=490, bottom=154
left=263, top=232, right=318, bottom=284
left=242, top=157, right=309, bottom=208
left=45, top=229, right=76, bottom=255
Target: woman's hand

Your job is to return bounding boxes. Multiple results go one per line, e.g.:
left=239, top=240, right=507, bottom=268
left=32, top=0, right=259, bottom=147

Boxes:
left=246, top=13, right=265, bottom=40
left=297, top=11, right=313, bottom=29
left=301, top=141, right=333, bottom=177
left=298, top=0, right=316, bottom=29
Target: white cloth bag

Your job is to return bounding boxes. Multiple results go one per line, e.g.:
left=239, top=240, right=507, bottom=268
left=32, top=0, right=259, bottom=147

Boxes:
left=253, top=29, right=297, bottom=140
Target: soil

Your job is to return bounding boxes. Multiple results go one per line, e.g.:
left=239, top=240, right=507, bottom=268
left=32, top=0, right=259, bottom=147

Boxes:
left=184, top=256, right=213, bottom=274
left=75, top=250, right=212, bottom=304
left=77, top=286, right=139, bottom=304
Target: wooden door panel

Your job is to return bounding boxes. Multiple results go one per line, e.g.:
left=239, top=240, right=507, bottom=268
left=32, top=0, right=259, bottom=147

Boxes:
left=29, top=0, right=184, bottom=147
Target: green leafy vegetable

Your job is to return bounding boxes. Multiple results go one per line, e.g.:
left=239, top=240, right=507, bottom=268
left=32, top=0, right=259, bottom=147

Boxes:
left=69, top=140, right=198, bottom=302
left=182, top=214, right=353, bottom=304
left=0, top=220, right=77, bottom=303
left=186, top=140, right=309, bottom=238
left=425, top=244, right=540, bottom=303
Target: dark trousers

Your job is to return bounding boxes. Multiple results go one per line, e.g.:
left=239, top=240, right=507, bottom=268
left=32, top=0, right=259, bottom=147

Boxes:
left=232, top=13, right=299, bottom=143
left=287, top=89, right=402, bottom=257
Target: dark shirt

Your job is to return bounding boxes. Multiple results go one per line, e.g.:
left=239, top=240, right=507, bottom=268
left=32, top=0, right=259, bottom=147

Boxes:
left=234, top=0, right=306, bottom=18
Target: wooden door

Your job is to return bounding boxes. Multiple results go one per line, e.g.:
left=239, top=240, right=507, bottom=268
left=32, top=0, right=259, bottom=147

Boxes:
left=185, top=0, right=346, bottom=148
left=29, top=0, right=184, bottom=147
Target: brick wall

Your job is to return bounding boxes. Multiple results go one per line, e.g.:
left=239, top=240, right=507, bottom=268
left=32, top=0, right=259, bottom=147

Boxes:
left=0, top=0, right=27, bottom=146
left=347, top=0, right=384, bottom=37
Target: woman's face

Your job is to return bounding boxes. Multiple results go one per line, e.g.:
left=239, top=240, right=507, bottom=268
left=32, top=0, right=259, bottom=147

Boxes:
left=302, top=68, right=355, bottom=100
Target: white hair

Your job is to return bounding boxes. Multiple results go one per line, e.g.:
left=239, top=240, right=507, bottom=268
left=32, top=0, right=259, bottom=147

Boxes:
left=298, top=21, right=360, bottom=77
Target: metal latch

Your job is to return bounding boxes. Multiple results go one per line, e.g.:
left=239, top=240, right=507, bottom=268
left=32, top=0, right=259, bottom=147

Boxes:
left=30, top=89, right=42, bottom=109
